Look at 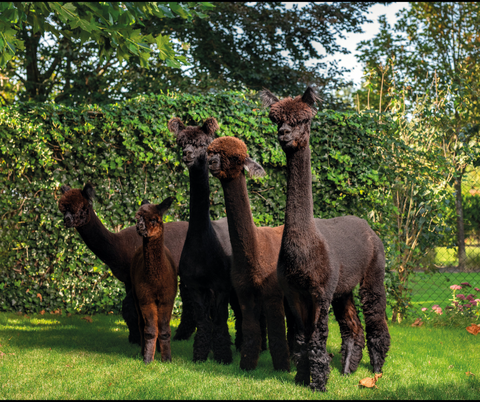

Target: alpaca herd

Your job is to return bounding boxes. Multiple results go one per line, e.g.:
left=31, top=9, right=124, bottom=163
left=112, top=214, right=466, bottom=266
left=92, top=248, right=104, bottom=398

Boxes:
left=57, top=86, right=390, bottom=392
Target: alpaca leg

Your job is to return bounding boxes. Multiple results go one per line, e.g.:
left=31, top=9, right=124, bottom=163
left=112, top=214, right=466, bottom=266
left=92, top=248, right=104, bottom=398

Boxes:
left=360, top=283, right=390, bottom=373
left=173, top=280, right=197, bottom=341
left=192, top=289, right=213, bottom=363
left=332, top=293, right=365, bottom=375
left=122, top=289, right=141, bottom=345
left=157, top=305, right=173, bottom=362
left=132, top=289, right=146, bottom=356
left=284, top=300, right=296, bottom=360
left=211, top=290, right=233, bottom=365
left=239, top=297, right=262, bottom=371
left=229, top=289, right=243, bottom=351
left=260, top=308, right=267, bottom=352
left=308, top=299, right=331, bottom=392
left=264, top=297, right=290, bottom=372
left=141, top=304, right=158, bottom=364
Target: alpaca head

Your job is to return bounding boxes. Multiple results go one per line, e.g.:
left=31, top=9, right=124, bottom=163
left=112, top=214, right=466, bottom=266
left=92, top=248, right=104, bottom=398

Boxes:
left=168, top=117, right=220, bottom=169
left=260, top=86, right=322, bottom=152
left=135, top=197, right=174, bottom=238
left=207, top=137, right=265, bottom=181
left=58, top=183, right=95, bottom=228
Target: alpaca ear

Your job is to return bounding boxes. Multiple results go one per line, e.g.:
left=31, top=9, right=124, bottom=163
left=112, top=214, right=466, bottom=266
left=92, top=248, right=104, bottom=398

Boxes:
left=302, top=86, right=322, bottom=107
left=60, top=185, right=71, bottom=194
left=141, top=199, right=150, bottom=206
left=156, top=196, right=174, bottom=216
left=81, top=182, right=95, bottom=205
left=259, top=89, right=280, bottom=108
left=244, top=157, right=266, bottom=178
left=168, top=118, right=186, bottom=135
left=201, top=117, right=220, bottom=137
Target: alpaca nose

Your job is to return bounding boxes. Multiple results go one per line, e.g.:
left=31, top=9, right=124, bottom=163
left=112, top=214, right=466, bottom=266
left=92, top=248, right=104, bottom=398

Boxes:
left=183, top=149, right=193, bottom=159
left=279, top=124, right=292, bottom=141
left=64, top=212, right=73, bottom=227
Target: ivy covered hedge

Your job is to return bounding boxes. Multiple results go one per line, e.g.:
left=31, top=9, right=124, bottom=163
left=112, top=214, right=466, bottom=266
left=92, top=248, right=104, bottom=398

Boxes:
left=0, top=91, right=389, bottom=315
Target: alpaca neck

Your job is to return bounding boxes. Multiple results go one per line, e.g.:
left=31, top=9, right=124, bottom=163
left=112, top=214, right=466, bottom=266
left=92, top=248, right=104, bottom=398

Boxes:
left=221, top=173, right=258, bottom=271
left=75, top=208, right=122, bottom=276
left=284, top=145, right=316, bottom=234
left=187, top=162, right=211, bottom=231
left=142, top=234, right=166, bottom=280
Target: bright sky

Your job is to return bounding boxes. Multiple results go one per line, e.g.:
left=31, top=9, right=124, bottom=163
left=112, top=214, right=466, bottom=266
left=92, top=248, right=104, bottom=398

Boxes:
left=286, top=2, right=410, bottom=89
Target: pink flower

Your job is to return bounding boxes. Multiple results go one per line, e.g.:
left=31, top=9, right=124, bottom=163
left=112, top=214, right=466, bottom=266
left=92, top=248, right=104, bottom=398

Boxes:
left=421, top=307, right=427, bottom=311
left=475, top=288, right=480, bottom=292
left=457, top=294, right=466, bottom=300
left=475, top=299, right=480, bottom=303
left=459, top=305, right=464, bottom=310
left=434, top=307, right=443, bottom=315
left=470, top=301, right=477, bottom=306
left=467, top=294, right=474, bottom=301
left=450, top=285, right=462, bottom=290
left=465, top=304, right=472, bottom=308
left=432, top=304, right=440, bottom=309
left=461, top=282, right=471, bottom=287
left=453, top=301, right=459, bottom=307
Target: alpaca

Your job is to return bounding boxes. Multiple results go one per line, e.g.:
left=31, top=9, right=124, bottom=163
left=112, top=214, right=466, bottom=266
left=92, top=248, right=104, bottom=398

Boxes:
left=131, top=197, right=178, bottom=363
left=58, top=183, right=196, bottom=344
left=260, top=86, right=391, bottom=391
left=167, top=116, right=236, bottom=364
left=207, top=136, right=290, bottom=372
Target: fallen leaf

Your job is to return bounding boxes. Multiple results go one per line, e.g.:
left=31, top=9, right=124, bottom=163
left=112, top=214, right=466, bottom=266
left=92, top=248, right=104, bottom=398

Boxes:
left=67, top=313, right=72, bottom=317
left=358, top=373, right=382, bottom=388
left=23, top=315, right=30, bottom=319
left=466, top=371, right=475, bottom=376
left=66, top=365, right=71, bottom=367
left=108, top=383, right=112, bottom=386
left=39, top=310, right=45, bottom=315
left=82, top=316, right=93, bottom=323
left=411, top=318, right=423, bottom=327
left=428, top=361, right=431, bottom=364
left=448, top=365, right=454, bottom=369
left=36, top=293, right=42, bottom=302
left=0, top=351, right=5, bottom=358
left=466, top=324, right=480, bottom=335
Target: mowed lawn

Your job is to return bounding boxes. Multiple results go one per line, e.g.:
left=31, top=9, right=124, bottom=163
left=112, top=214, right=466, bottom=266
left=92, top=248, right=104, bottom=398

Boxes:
left=0, top=312, right=478, bottom=399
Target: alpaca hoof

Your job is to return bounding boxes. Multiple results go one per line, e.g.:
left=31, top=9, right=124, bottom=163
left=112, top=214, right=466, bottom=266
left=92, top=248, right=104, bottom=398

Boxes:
left=309, top=383, right=327, bottom=392
left=143, top=358, right=153, bottom=365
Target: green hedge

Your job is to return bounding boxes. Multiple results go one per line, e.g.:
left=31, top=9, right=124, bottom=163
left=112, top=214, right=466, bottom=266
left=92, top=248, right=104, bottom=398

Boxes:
left=0, top=91, right=388, bottom=315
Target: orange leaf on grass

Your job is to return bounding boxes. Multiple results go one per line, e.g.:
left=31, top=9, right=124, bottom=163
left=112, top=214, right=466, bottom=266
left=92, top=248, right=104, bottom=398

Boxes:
left=466, top=371, right=475, bottom=376
left=358, top=373, right=383, bottom=388
left=82, top=316, right=93, bottom=323
left=39, top=310, right=45, bottom=315
left=466, top=324, right=480, bottom=335
left=411, top=318, right=424, bottom=327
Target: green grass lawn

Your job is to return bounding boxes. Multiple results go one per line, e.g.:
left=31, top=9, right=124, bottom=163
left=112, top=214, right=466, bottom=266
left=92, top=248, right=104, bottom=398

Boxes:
left=1, top=312, right=478, bottom=399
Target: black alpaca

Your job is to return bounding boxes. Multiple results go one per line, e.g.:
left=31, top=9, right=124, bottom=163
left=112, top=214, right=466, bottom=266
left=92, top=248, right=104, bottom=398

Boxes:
left=58, top=183, right=196, bottom=344
left=260, top=86, right=391, bottom=392
left=168, top=117, right=237, bottom=364
left=207, top=136, right=291, bottom=372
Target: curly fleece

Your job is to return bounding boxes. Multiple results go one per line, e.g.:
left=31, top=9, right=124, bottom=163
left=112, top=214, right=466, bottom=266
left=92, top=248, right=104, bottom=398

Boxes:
left=207, top=136, right=248, bottom=180
left=268, top=95, right=317, bottom=125
left=168, top=117, right=219, bottom=148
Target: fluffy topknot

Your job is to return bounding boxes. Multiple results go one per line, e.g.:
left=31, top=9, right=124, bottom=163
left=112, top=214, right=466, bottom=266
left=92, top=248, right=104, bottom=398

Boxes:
left=207, top=136, right=248, bottom=163
left=260, top=86, right=322, bottom=125
left=168, top=117, right=219, bottom=148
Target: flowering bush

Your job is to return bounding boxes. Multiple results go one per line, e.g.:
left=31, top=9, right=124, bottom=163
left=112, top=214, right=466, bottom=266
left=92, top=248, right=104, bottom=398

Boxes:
left=420, top=283, right=480, bottom=322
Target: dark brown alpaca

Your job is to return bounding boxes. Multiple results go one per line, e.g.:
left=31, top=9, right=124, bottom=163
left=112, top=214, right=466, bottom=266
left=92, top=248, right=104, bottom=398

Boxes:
left=58, top=183, right=195, bottom=343
left=131, top=197, right=177, bottom=363
left=168, top=117, right=235, bottom=364
left=207, top=136, right=290, bottom=372
left=260, top=86, right=390, bottom=392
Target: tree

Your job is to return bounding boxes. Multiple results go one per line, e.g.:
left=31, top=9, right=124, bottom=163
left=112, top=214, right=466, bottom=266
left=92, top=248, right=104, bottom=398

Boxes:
left=354, top=2, right=480, bottom=269
left=1, top=2, right=385, bottom=106
left=0, top=2, right=214, bottom=104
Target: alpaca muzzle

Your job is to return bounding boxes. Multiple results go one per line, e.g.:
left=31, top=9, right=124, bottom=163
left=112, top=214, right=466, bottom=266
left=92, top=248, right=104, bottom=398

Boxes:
left=136, top=217, right=148, bottom=237
left=64, top=212, right=74, bottom=228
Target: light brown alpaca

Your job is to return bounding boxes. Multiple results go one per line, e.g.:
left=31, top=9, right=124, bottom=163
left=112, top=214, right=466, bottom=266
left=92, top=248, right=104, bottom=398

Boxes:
left=130, top=197, right=178, bottom=364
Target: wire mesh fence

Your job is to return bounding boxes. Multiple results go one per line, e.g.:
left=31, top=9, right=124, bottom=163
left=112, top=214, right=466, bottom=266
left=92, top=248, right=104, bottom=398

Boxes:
left=405, top=170, right=480, bottom=318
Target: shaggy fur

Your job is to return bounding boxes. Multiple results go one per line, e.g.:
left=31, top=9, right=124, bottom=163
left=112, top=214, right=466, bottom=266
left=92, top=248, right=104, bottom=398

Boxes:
left=169, top=117, right=235, bottom=364
left=207, top=137, right=291, bottom=372
left=260, top=86, right=391, bottom=392
left=58, top=183, right=196, bottom=344
left=130, top=197, right=178, bottom=363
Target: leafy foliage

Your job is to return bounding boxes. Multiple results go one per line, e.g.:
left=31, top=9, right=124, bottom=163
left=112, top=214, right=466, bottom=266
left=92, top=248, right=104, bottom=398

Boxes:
left=0, top=91, right=389, bottom=315
left=0, top=1, right=214, bottom=103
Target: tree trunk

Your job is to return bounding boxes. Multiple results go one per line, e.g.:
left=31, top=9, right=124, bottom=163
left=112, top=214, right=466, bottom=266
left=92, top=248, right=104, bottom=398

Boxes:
left=454, top=170, right=466, bottom=270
